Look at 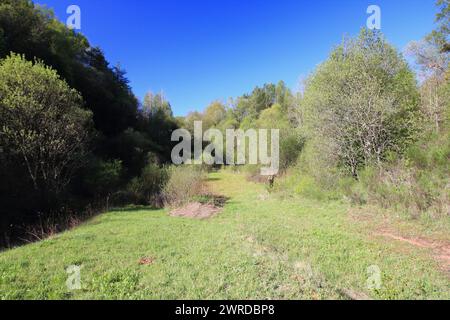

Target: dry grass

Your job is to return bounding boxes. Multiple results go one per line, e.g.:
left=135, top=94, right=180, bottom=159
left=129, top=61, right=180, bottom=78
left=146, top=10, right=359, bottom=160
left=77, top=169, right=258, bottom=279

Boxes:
left=162, top=166, right=206, bottom=207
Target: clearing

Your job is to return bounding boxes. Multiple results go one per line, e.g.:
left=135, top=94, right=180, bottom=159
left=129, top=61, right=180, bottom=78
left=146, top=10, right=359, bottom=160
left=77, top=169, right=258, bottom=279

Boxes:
left=0, top=171, right=449, bottom=299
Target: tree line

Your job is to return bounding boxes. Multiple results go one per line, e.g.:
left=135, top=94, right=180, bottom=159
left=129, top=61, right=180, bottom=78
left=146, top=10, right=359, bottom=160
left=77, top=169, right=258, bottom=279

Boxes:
left=0, top=0, right=180, bottom=246
left=177, top=1, right=449, bottom=217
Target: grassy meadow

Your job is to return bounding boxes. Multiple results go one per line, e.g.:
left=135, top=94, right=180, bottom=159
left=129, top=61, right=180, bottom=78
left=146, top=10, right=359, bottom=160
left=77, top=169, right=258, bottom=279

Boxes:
left=1, top=171, right=448, bottom=300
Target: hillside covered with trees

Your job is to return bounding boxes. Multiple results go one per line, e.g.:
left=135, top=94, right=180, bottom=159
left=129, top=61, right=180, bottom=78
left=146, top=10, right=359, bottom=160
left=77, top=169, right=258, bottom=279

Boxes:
left=0, top=0, right=181, bottom=246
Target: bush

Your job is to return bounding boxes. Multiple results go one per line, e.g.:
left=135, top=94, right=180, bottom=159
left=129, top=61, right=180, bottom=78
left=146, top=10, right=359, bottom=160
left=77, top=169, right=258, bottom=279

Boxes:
left=83, top=159, right=123, bottom=210
left=0, top=54, right=93, bottom=246
left=273, top=164, right=341, bottom=201
left=162, top=166, right=206, bottom=207
left=0, top=53, right=92, bottom=196
left=296, top=140, right=343, bottom=191
left=343, top=157, right=449, bottom=219
left=85, top=159, right=123, bottom=196
left=125, top=164, right=168, bottom=206
left=279, top=132, right=305, bottom=172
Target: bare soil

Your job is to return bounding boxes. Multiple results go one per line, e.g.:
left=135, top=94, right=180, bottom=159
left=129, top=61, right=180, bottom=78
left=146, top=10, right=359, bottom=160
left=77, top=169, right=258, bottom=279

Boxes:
left=375, top=230, right=450, bottom=273
left=170, top=202, right=222, bottom=219
left=348, top=207, right=450, bottom=274
left=139, top=257, right=155, bottom=265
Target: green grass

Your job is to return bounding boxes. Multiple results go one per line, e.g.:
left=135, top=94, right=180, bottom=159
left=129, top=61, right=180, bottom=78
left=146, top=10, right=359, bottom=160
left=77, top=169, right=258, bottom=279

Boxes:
left=0, top=171, right=449, bottom=300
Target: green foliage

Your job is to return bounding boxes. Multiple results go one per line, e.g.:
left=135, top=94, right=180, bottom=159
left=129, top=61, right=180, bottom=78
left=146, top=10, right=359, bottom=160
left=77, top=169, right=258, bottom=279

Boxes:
left=183, top=111, right=203, bottom=133
left=279, top=132, right=305, bottom=172
left=202, top=101, right=227, bottom=129
left=85, top=159, right=123, bottom=197
left=256, top=104, right=289, bottom=129
left=256, top=104, right=304, bottom=172
left=0, top=1, right=183, bottom=246
left=231, top=81, right=296, bottom=124
left=442, top=69, right=450, bottom=124
left=0, top=53, right=95, bottom=246
left=282, top=26, right=446, bottom=217
left=427, top=0, right=450, bottom=52
left=185, top=83, right=301, bottom=177
left=336, top=125, right=450, bottom=219
left=181, top=101, right=227, bottom=132
left=0, top=0, right=180, bottom=174
left=106, top=129, right=153, bottom=178
left=0, top=53, right=92, bottom=194
left=0, top=0, right=139, bottom=136
left=144, top=111, right=180, bottom=163
left=301, top=29, right=420, bottom=177
left=216, top=109, right=239, bottom=131
left=143, top=92, right=173, bottom=118
left=126, top=164, right=169, bottom=205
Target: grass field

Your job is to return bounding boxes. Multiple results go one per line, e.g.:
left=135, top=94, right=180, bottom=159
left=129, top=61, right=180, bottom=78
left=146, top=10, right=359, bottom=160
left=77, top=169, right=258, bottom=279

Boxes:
left=0, top=171, right=449, bottom=300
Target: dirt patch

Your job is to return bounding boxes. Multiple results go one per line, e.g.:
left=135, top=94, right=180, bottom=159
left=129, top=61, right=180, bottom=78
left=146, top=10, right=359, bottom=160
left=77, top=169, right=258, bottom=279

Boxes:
left=139, top=257, right=155, bottom=265
left=347, top=207, right=450, bottom=274
left=338, top=288, right=372, bottom=301
left=375, top=230, right=450, bottom=273
left=170, top=202, right=222, bottom=219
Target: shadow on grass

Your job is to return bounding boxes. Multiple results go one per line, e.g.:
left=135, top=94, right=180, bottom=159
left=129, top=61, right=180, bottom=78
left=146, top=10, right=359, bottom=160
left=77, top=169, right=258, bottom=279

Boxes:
left=193, top=194, right=231, bottom=208
left=109, top=205, right=164, bottom=213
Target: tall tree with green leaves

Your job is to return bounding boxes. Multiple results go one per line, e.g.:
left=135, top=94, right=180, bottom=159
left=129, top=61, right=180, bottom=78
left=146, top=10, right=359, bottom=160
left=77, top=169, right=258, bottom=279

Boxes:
left=0, top=54, right=92, bottom=195
left=428, top=0, right=450, bottom=52
left=143, top=91, right=173, bottom=119
left=202, top=101, right=227, bottom=129
left=406, top=1, right=449, bottom=132
left=302, top=30, right=420, bottom=177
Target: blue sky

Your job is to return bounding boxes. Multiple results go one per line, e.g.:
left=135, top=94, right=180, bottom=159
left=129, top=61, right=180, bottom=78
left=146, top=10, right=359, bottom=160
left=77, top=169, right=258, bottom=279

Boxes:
left=38, top=0, right=437, bottom=116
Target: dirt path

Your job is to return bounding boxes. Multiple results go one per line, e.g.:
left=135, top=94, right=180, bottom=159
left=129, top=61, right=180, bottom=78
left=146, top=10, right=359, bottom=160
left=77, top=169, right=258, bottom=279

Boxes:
left=375, top=230, right=450, bottom=273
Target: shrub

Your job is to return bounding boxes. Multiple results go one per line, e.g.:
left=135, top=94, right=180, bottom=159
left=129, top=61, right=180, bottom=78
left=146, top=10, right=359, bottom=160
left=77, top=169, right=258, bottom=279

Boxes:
left=273, top=164, right=341, bottom=201
left=279, top=132, right=305, bottom=172
left=162, top=166, right=206, bottom=207
left=0, top=53, right=92, bottom=196
left=84, top=159, right=123, bottom=210
left=296, top=140, right=343, bottom=192
left=125, top=163, right=168, bottom=206
left=343, top=156, right=449, bottom=219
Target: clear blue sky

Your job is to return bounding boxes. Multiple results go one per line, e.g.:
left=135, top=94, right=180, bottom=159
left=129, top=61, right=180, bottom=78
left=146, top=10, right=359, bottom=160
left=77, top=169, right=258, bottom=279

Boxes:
left=38, top=0, right=437, bottom=116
